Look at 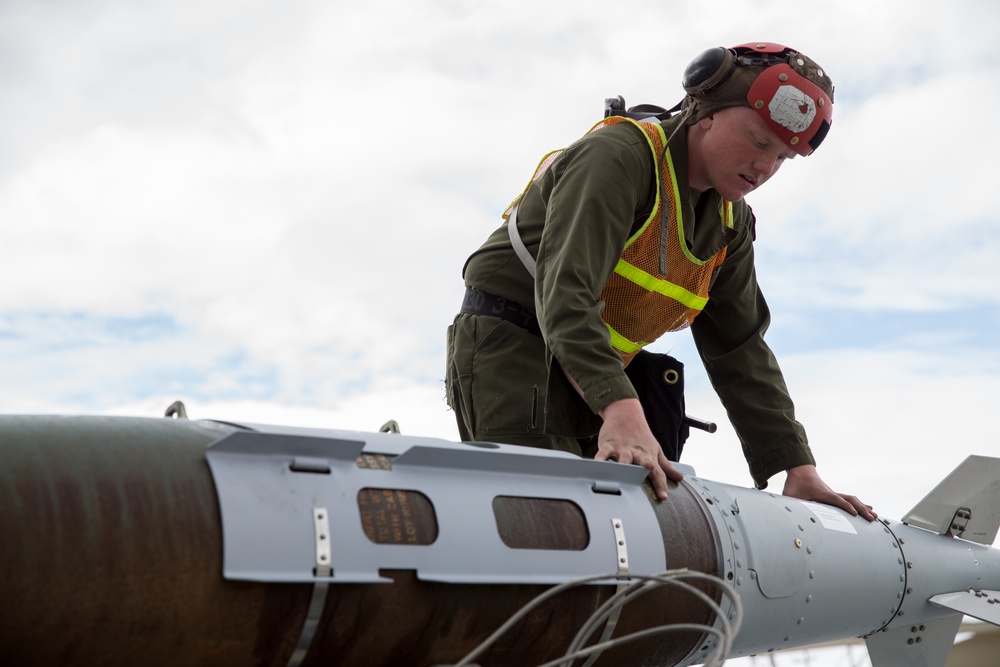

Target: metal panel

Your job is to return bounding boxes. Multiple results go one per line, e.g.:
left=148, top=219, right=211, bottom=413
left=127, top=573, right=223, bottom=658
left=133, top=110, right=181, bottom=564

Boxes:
left=205, top=424, right=667, bottom=584
left=903, top=455, right=1000, bottom=545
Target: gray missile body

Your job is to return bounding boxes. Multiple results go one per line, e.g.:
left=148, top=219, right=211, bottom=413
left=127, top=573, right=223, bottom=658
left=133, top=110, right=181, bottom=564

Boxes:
left=0, top=415, right=998, bottom=666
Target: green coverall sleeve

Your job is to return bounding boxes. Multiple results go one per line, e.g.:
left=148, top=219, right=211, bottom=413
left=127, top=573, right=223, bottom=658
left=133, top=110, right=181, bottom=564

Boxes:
left=690, top=208, right=816, bottom=488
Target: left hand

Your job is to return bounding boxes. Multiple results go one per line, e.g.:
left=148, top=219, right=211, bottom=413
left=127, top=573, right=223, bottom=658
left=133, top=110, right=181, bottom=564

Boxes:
left=782, top=464, right=877, bottom=522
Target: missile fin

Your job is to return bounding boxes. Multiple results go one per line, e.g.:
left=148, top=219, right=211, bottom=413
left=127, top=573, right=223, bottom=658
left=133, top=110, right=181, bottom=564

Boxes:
left=902, top=455, right=1000, bottom=544
left=864, top=613, right=962, bottom=667
left=929, top=589, right=1000, bottom=627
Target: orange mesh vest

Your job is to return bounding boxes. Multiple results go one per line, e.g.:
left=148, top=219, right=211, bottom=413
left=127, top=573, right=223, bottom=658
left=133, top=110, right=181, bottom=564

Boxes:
left=505, top=117, right=734, bottom=366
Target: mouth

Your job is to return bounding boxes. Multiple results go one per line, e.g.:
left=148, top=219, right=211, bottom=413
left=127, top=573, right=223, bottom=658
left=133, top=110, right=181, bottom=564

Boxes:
left=740, top=174, right=757, bottom=187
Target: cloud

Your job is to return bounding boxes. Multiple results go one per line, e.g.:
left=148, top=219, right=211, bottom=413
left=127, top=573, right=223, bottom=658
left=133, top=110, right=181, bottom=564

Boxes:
left=0, top=1, right=998, bottom=547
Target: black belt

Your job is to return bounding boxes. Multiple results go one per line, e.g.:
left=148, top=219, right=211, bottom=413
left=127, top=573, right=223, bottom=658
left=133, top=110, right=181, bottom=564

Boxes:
left=460, top=288, right=541, bottom=337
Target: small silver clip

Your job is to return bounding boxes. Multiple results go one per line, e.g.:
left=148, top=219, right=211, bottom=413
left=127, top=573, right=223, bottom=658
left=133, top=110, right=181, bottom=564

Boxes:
left=314, top=507, right=332, bottom=577
left=612, top=517, right=629, bottom=575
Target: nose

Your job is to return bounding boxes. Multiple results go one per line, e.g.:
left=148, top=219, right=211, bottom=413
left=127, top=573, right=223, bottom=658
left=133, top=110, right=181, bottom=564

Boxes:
left=753, top=152, right=781, bottom=178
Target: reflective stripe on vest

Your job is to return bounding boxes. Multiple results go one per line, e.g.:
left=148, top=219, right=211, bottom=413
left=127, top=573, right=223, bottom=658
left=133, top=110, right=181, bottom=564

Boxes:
left=504, top=117, right=734, bottom=365
left=596, top=117, right=733, bottom=365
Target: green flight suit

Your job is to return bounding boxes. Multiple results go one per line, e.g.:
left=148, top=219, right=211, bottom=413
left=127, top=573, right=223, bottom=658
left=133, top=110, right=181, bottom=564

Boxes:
left=446, top=114, right=815, bottom=489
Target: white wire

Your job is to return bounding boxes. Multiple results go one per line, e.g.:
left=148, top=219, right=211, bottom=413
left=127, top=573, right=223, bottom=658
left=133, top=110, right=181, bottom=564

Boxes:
left=450, top=568, right=742, bottom=667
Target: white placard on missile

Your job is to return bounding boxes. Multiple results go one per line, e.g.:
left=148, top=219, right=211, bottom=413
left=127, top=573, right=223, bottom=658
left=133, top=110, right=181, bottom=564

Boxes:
left=801, top=500, right=858, bottom=534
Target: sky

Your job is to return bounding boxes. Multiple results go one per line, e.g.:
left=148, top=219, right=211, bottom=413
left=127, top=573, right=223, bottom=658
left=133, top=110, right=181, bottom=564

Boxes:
left=1, top=1, right=998, bottom=663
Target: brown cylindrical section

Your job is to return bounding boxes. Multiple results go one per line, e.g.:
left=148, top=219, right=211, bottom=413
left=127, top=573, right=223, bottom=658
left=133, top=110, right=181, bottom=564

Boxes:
left=0, top=416, right=312, bottom=667
left=307, top=481, right=723, bottom=667
left=0, top=416, right=723, bottom=667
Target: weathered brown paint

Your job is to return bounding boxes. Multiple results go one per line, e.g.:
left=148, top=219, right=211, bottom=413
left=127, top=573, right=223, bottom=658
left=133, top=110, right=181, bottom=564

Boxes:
left=0, top=416, right=723, bottom=667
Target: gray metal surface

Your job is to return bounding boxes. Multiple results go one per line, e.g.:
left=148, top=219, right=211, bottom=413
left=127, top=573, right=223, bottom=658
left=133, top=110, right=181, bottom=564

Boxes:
left=205, top=423, right=667, bottom=584
left=687, top=477, right=907, bottom=657
left=903, top=455, right=1000, bottom=545
left=930, top=589, right=1000, bottom=625
left=864, top=613, right=963, bottom=667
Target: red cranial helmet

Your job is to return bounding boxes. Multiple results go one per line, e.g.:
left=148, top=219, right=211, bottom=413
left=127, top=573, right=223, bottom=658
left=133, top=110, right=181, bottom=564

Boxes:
left=682, top=42, right=835, bottom=156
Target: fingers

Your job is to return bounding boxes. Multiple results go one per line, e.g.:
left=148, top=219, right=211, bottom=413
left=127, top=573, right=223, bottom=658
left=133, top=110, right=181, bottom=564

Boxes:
left=618, top=448, right=668, bottom=500
left=596, top=445, right=672, bottom=501
left=660, top=453, right=685, bottom=483
left=841, top=494, right=878, bottom=522
left=647, top=463, right=669, bottom=501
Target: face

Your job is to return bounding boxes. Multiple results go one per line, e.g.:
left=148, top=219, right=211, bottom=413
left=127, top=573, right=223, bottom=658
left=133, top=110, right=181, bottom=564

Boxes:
left=687, top=105, right=796, bottom=202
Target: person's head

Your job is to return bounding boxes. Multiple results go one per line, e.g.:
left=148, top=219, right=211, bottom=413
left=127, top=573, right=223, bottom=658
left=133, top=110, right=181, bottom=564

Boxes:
left=681, top=42, right=833, bottom=201
left=682, top=42, right=834, bottom=158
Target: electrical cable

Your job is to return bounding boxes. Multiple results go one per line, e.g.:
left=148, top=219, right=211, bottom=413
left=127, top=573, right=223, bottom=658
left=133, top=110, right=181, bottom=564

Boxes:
left=449, top=568, right=742, bottom=667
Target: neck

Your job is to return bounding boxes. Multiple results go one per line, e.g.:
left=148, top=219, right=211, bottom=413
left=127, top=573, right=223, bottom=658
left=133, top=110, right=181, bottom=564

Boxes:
left=685, top=123, right=711, bottom=192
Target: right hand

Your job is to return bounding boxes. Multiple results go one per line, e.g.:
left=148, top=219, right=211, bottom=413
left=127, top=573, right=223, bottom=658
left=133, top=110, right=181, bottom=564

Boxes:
left=593, top=398, right=684, bottom=500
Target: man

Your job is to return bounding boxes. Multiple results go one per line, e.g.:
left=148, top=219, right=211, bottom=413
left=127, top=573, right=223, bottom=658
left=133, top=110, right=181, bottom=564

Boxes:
left=446, top=42, right=875, bottom=521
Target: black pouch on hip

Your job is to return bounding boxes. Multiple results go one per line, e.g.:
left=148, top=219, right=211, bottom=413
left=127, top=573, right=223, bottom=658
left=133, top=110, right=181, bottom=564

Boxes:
left=623, top=349, right=689, bottom=462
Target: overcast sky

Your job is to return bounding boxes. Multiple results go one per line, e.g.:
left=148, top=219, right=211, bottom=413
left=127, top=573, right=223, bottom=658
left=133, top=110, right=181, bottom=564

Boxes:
left=2, top=2, right=998, bottom=661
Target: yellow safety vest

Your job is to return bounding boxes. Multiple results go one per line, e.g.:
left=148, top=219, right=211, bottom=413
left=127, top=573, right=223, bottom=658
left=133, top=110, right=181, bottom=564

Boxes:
left=505, top=117, right=734, bottom=366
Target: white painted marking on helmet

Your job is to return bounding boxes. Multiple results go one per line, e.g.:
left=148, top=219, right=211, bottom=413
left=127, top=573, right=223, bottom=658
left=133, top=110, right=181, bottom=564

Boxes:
left=768, top=84, right=816, bottom=133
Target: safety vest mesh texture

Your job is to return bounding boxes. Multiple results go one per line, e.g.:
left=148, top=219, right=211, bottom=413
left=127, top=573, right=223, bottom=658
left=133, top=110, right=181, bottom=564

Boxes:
left=595, top=118, right=732, bottom=366
left=504, top=117, right=733, bottom=367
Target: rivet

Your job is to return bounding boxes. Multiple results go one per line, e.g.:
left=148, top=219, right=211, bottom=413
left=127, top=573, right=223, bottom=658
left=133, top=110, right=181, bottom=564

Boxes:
left=916, top=637, right=922, bottom=643
left=755, top=100, right=765, bottom=109
left=907, top=588, right=913, bottom=594
left=795, top=538, right=803, bottom=548
left=797, top=58, right=805, bottom=66
left=898, top=610, right=905, bottom=617
left=756, top=43, right=767, bottom=49
left=809, top=570, right=815, bottom=579
left=790, top=137, right=799, bottom=145
left=806, top=546, right=813, bottom=555
left=737, top=559, right=743, bottom=568
left=818, top=98, right=825, bottom=107
left=737, top=577, right=743, bottom=585
left=778, top=73, right=789, bottom=82
left=797, top=617, right=804, bottom=625
left=907, top=638, right=914, bottom=645
left=620, top=557, right=626, bottom=564
left=817, top=68, right=824, bottom=77
left=907, top=562, right=913, bottom=569
left=899, top=538, right=905, bottom=545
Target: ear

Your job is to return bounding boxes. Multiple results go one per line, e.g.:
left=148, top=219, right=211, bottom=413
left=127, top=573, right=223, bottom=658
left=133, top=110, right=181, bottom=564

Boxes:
left=697, top=113, right=715, bottom=131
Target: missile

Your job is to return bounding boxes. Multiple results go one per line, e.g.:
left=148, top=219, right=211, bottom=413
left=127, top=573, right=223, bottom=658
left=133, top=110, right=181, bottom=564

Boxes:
left=1, top=414, right=998, bottom=667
